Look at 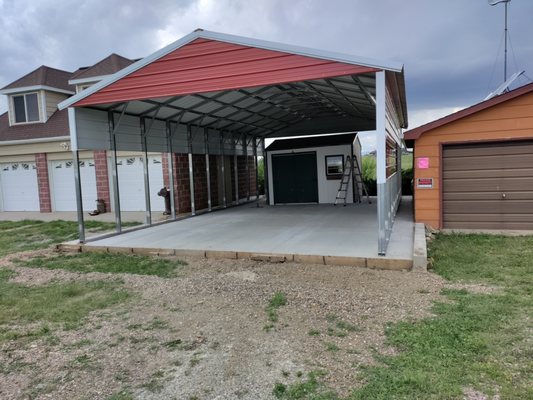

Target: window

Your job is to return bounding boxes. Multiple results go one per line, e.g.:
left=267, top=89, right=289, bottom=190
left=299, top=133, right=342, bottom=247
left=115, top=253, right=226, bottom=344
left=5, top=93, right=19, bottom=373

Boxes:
left=325, top=155, right=344, bottom=176
left=12, top=93, right=40, bottom=123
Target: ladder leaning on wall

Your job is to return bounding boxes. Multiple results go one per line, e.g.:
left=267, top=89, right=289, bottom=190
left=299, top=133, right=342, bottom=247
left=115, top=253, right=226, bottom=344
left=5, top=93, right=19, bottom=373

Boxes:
left=334, top=155, right=371, bottom=206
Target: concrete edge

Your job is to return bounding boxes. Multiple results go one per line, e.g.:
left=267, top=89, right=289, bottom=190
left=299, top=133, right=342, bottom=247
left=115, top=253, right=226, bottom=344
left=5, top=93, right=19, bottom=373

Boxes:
left=63, top=244, right=413, bottom=271
left=412, top=223, right=428, bottom=272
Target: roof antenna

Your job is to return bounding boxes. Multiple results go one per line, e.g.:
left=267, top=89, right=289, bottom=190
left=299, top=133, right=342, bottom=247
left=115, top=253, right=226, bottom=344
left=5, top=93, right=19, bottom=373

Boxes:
left=488, top=0, right=510, bottom=83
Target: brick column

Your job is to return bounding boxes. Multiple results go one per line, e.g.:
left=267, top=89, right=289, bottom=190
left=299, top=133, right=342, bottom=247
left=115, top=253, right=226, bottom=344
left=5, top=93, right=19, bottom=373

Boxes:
left=93, top=151, right=110, bottom=212
left=35, top=153, right=51, bottom=212
left=236, top=155, right=256, bottom=200
left=209, top=155, right=219, bottom=207
left=175, top=154, right=191, bottom=213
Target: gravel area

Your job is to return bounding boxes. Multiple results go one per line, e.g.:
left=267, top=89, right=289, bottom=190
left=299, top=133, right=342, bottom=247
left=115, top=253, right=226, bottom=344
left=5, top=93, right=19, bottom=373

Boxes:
left=0, top=250, right=449, bottom=400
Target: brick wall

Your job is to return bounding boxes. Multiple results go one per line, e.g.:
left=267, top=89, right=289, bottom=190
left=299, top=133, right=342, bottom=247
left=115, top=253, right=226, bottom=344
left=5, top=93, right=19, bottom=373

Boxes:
left=93, top=151, right=110, bottom=212
left=35, top=153, right=51, bottom=212
left=161, top=152, right=255, bottom=214
left=237, top=155, right=257, bottom=200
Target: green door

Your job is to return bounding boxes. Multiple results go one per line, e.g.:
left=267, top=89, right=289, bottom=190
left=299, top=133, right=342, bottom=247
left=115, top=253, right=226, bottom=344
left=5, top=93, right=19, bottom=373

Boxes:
left=272, top=152, right=318, bottom=204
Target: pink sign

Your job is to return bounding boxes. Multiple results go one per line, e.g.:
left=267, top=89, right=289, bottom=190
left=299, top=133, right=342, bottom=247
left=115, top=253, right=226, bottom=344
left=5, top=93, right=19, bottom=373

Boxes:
left=417, top=157, right=429, bottom=169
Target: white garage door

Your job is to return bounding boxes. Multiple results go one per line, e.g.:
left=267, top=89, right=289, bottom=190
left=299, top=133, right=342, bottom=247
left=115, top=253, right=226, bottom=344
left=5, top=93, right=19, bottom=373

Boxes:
left=116, top=155, right=165, bottom=211
left=0, top=162, right=40, bottom=211
left=50, top=159, right=97, bottom=211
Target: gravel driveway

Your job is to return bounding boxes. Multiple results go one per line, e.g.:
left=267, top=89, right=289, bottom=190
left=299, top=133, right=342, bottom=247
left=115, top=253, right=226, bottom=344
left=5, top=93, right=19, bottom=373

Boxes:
left=0, top=253, right=447, bottom=399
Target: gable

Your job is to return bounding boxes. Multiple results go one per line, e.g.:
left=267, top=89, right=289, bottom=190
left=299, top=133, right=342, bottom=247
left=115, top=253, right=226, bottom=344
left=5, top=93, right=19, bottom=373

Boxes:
left=74, top=38, right=378, bottom=106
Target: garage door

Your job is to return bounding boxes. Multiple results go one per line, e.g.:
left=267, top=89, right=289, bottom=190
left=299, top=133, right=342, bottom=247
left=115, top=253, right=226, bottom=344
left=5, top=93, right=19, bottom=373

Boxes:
left=443, top=140, right=533, bottom=229
left=0, top=162, right=40, bottom=211
left=116, top=155, right=165, bottom=211
left=272, top=152, right=318, bottom=204
left=50, top=159, right=97, bottom=211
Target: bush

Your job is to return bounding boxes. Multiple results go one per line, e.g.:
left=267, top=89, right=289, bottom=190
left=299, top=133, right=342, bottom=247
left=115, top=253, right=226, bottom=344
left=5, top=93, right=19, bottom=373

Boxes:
left=361, top=155, right=412, bottom=196
left=257, top=158, right=265, bottom=195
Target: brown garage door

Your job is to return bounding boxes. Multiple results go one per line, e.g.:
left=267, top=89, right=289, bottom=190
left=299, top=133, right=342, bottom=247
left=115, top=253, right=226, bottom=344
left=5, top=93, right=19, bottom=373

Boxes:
left=443, top=140, right=533, bottom=229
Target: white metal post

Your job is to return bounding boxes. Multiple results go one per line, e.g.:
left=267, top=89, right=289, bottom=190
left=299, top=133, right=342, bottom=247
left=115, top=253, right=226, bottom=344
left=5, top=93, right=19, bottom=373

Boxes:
left=205, top=127, right=211, bottom=211
left=68, top=107, right=85, bottom=242
left=253, top=137, right=259, bottom=203
left=140, top=118, right=152, bottom=226
left=376, top=71, right=387, bottom=255
left=220, top=132, right=227, bottom=208
left=187, top=125, right=196, bottom=216
left=234, top=134, right=239, bottom=205
left=244, top=134, right=250, bottom=201
left=166, top=121, right=176, bottom=219
left=108, top=111, right=122, bottom=233
left=262, top=138, right=269, bottom=205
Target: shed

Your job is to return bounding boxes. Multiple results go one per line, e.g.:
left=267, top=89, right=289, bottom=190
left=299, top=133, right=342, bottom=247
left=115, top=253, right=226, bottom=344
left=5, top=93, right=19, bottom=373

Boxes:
left=265, top=133, right=361, bottom=204
left=405, top=82, right=533, bottom=230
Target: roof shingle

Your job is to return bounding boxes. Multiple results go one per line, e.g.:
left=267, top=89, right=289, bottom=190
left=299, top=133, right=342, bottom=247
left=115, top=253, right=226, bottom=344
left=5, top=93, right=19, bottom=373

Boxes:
left=0, top=110, right=69, bottom=142
left=70, top=53, right=135, bottom=81
left=1, top=66, right=74, bottom=92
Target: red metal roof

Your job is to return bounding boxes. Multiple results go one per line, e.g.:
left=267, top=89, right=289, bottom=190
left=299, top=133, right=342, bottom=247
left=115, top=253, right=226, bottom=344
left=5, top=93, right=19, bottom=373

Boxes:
left=74, top=38, right=378, bottom=107
left=405, top=82, right=533, bottom=141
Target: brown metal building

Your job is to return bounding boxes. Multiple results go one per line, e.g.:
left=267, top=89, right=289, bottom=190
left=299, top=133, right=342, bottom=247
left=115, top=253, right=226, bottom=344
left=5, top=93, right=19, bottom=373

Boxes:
left=405, top=82, right=533, bottom=230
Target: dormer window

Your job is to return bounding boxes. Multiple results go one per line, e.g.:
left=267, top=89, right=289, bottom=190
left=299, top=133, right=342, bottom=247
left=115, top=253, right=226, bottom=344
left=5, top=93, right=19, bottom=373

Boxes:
left=13, top=93, right=40, bottom=123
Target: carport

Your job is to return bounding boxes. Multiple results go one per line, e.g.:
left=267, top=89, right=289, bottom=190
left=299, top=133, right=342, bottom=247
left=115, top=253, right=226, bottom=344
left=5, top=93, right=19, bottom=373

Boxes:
left=59, top=29, right=407, bottom=256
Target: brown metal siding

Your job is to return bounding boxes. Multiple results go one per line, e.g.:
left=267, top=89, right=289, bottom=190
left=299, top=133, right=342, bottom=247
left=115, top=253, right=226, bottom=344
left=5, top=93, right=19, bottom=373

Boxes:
left=442, top=140, right=533, bottom=229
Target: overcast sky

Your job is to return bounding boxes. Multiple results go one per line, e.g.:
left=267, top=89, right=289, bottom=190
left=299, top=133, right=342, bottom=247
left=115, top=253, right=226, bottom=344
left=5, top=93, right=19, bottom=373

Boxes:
left=1, top=0, right=532, bottom=149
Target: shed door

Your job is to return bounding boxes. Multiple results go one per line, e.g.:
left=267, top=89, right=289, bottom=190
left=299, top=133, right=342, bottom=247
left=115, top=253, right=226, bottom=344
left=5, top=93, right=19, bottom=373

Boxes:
left=272, top=152, right=318, bottom=204
left=442, top=140, right=533, bottom=229
left=0, top=162, right=39, bottom=211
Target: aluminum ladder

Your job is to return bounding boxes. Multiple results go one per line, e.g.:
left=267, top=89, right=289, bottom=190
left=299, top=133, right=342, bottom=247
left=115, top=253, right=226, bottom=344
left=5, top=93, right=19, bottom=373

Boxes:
left=334, top=155, right=371, bottom=206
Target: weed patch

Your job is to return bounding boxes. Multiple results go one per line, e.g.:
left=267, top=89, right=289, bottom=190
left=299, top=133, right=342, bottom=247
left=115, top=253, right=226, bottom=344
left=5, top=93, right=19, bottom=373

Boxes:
left=266, top=291, right=287, bottom=323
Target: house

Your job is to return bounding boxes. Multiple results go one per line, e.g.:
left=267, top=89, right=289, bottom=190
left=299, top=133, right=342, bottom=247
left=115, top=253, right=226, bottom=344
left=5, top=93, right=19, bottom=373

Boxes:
left=405, top=82, right=533, bottom=230
left=0, top=53, right=173, bottom=213
left=265, top=133, right=362, bottom=204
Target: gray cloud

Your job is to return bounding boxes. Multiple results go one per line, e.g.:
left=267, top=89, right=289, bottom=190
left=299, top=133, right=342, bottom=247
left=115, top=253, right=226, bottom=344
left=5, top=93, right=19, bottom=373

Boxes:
left=1, top=0, right=532, bottom=128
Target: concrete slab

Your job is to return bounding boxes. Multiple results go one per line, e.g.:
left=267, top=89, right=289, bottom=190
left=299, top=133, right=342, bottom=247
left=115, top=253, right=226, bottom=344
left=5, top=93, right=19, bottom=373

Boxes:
left=84, top=197, right=415, bottom=262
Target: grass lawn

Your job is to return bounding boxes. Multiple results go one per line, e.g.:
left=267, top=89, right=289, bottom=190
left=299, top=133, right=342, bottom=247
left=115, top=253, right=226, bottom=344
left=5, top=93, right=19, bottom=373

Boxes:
left=275, top=234, right=533, bottom=399
left=0, top=268, right=129, bottom=344
left=18, top=252, right=186, bottom=278
left=0, top=220, right=185, bottom=350
left=0, top=220, right=139, bottom=256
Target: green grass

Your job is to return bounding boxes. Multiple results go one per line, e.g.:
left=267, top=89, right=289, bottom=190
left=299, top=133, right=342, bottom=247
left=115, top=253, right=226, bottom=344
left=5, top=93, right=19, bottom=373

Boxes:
left=266, top=291, right=287, bottom=323
left=18, top=252, right=186, bottom=278
left=0, top=269, right=129, bottom=343
left=0, top=220, right=140, bottom=256
left=106, top=390, right=134, bottom=400
left=275, top=234, right=533, bottom=399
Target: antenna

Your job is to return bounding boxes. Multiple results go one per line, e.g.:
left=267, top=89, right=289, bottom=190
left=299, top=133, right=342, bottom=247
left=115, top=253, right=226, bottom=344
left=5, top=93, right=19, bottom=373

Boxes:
left=488, top=0, right=511, bottom=82
left=484, top=70, right=524, bottom=100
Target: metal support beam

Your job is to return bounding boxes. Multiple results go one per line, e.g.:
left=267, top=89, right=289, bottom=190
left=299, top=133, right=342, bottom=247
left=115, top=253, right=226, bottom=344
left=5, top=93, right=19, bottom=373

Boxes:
left=376, top=71, right=387, bottom=256
left=68, top=108, right=85, bottom=242
left=220, top=132, right=227, bottom=208
left=233, top=134, right=239, bottom=205
left=140, top=118, right=152, bottom=225
left=253, top=136, right=259, bottom=204
left=262, top=138, right=269, bottom=205
left=205, top=127, right=212, bottom=211
left=187, top=125, right=196, bottom=215
left=243, top=134, right=250, bottom=201
left=166, top=121, right=176, bottom=219
left=108, top=110, right=122, bottom=233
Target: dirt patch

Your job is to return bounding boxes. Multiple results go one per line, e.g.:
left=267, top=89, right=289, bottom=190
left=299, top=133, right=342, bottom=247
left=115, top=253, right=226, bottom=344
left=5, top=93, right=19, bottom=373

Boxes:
left=0, top=253, right=448, bottom=399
